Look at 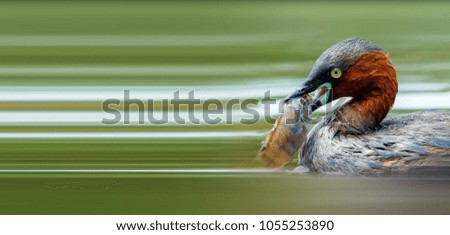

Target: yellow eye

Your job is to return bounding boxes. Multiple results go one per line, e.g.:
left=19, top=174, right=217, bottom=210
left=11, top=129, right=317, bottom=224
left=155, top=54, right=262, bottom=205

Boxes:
left=330, top=67, right=342, bottom=79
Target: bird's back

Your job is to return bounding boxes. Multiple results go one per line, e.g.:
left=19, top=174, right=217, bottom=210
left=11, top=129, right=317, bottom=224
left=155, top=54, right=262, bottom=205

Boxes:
left=299, top=110, right=450, bottom=175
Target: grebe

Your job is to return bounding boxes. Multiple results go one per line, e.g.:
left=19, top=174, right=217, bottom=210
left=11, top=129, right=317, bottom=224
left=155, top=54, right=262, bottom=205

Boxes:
left=260, top=38, right=450, bottom=175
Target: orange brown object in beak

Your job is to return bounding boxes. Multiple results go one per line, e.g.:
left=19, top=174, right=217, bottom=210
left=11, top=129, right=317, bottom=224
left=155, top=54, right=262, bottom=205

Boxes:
left=259, top=94, right=312, bottom=168
left=314, top=85, right=329, bottom=101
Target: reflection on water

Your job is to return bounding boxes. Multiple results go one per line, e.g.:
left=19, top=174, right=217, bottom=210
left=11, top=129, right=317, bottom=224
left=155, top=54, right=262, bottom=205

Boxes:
left=0, top=173, right=449, bottom=214
left=0, top=1, right=449, bottom=214
left=0, top=82, right=448, bottom=125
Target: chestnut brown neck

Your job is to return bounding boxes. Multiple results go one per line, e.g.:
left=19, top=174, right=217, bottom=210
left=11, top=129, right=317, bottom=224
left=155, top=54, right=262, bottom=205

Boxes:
left=332, top=52, right=398, bottom=133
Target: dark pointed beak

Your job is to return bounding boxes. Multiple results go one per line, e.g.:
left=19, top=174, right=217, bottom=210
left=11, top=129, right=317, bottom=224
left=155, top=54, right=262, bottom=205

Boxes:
left=284, top=78, right=318, bottom=103
left=284, top=77, right=332, bottom=112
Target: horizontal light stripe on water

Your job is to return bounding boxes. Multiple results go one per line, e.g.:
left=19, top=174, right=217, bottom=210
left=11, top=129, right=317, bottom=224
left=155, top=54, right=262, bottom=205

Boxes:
left=391, top=93, right=450, bottom=110
left=0, top=64, right=306, bottom=76
left=397, top=62, right=450, bottom=71
left=0, top=62, right=448, bottom=76
left=0, top=94, right=448, bottom=125
left=0, top=81, right=447, bottom=101
left=0, top=131, right=265, bottom=139
left=0, top=92, right=447, bottom=125
left=0, top=169, right=275, bottom=173
left=0, top=80, right=299, bottom=101
left=0, top=109, right=270, bottom=125
left=0, top=34, right=290, bottom=46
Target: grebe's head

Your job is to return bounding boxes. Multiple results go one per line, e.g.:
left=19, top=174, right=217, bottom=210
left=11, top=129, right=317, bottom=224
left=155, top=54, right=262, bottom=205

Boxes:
left=286, top=38, right=397, bottom=118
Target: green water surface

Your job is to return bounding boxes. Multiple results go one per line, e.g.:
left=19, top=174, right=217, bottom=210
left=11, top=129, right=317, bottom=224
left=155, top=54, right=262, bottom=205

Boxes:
left=0, top=1, right=449, bottom=214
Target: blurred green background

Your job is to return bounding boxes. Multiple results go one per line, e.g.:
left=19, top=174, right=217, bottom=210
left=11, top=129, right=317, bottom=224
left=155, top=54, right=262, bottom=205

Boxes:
left=0, top=0, right=449, bottom=214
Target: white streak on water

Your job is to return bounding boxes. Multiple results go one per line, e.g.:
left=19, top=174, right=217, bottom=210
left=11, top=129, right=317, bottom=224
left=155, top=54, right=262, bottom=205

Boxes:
left=393, top=93, right=450, bottom=110
left=398, top=62, right=450, bottom=71
left=0, top=82, right=447, bottom=101
left=0, top=109, right=267, bottom=125
left=0, top=131, right=265, bottom=139
left=398, top=83, right=449, bottom=92
left=0, top=64, right=306, bottom=76
left=0, top=92, right=448, bottom=125
left=0, top=169, right=275, bottom=173
left=0, top=82, right=296, bottom=101
left=0, top=63, right=448, bottom=76
left=0, top=92, right=444, bottom=126
left=0, top=80, right=448, bottom=126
